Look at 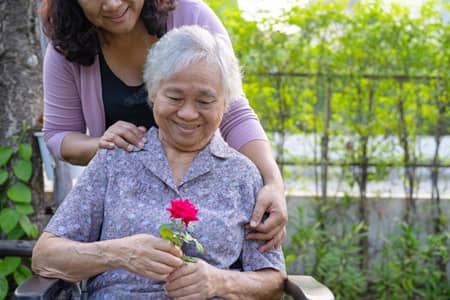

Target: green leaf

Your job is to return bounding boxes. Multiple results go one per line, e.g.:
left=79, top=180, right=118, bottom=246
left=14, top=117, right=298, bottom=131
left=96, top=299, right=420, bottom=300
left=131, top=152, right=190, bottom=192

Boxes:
left=0, top=257, right=21, bottom=276
left=181, top=232, right=204, bottom=254
left=0, top=147, right=13, bottom=167
left=0, top=276, right=8, bottom=300
left=159, top=226, right=175, bottom=240
left=15, top=203, right=34, bottom=215
left=0, top=209, right=20, bottom=234
left=19, top=216, right=38, bottom=238
left=0, top=169, right=8, bottom=185
left=7, top=226, right=25, bottom=240
left=13, top=160, right=32, bottom=182
left=18, top=144, right=32, bottom=161
left=181, top=255, right=199, bottom=263
left=159, top=224, right=181, bottom=246
left=13, top=265, right=32, bottom=285
left=193, top=239, right=204, bottom=254
left=7, top=183, right=31, bottom=203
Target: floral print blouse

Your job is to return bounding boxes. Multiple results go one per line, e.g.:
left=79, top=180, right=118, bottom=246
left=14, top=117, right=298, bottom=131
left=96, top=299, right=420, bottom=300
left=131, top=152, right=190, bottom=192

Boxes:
left=45, top=127, right=285, bottom=299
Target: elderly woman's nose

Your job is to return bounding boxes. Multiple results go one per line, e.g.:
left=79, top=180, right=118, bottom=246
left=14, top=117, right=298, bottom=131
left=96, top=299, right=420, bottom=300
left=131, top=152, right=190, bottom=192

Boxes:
left=177, top=102, right=199, bottom=119
left=102, top=0, right=122, bottom=11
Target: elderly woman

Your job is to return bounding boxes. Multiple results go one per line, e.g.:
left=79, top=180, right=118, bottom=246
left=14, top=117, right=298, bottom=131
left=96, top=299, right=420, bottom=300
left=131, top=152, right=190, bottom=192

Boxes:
left=32, top=25, right=286, bottom=299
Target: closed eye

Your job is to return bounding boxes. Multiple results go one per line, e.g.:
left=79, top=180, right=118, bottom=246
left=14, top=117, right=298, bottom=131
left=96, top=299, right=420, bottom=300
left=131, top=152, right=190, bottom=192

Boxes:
left=198, top=99, right=215, bottom=104
left=167, top=96, right=183, bottom=101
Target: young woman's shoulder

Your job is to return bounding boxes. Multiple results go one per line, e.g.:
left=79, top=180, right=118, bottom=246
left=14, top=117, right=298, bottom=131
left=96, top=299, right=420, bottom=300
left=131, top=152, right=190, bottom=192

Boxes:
left=175, top=0, right=209, bottom=10
left=170, top=0, right=229, bottom=39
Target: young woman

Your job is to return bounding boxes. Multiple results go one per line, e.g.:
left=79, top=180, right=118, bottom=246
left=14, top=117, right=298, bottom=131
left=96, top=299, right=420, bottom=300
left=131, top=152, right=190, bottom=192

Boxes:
left=40, top=0, right=286, bottom=250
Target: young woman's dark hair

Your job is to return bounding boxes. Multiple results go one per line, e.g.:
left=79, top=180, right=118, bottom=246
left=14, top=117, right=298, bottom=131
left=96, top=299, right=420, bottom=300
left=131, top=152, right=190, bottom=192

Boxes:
left=40, top=0, right=176, bottom=66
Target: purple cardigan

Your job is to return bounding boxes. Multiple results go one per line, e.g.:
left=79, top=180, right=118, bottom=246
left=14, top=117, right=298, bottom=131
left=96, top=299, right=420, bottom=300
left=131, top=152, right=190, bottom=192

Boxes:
left=42, top=0, right=267, bottom=160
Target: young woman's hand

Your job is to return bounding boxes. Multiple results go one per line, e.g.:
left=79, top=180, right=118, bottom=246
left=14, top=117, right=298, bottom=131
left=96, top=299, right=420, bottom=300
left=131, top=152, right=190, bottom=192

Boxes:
left=247, top=182, right=287, bottom=252
left=98, top=121, right=147, bottom=151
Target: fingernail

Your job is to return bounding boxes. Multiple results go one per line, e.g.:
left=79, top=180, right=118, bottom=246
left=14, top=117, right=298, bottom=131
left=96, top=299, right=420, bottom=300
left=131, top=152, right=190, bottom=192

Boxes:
left=250, top=220, right=257, bottom=227
left=138, top=142, right=144, bottom=148
left=127, top=145, right=133, bottom=151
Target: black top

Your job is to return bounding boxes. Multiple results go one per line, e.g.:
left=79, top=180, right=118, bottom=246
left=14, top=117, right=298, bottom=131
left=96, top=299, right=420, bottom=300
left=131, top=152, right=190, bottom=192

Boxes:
left=99, top=53, right=156, bottom=130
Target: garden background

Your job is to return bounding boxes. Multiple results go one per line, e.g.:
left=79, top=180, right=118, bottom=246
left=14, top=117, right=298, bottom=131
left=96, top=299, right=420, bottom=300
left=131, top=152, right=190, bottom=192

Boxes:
left=207, top=0, right=450, bottom=299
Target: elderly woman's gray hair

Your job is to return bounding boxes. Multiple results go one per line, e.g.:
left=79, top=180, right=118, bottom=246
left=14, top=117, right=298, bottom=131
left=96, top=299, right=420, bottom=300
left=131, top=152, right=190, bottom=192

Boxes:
left=143, top=25, right=243, bottom=108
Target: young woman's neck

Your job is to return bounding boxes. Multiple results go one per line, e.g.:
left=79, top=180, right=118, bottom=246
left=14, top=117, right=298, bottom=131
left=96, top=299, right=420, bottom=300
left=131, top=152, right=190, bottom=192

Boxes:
left=98, top=19, right=158, bottom=86
left=99, top=19, right=154, bottom=51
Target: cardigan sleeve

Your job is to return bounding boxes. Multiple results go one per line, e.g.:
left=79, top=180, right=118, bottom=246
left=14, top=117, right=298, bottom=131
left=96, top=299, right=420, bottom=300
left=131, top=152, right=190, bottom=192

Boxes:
left=170, top=0, right=268, bottom=150
left=42, top=45, right=86, bottom=160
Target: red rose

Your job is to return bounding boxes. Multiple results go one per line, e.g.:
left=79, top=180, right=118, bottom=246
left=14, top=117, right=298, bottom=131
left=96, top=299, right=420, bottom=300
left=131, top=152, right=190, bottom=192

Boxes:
left=167, top=199, right=199, bottom=227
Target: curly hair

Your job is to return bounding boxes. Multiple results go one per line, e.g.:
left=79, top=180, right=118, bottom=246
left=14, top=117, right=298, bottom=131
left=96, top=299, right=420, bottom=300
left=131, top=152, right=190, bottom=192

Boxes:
left=40, top=0, right=176, bottom=66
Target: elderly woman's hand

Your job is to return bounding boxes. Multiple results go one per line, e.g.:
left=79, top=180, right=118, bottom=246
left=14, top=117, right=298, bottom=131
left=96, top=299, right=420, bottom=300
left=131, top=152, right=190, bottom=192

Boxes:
left=118, top=234, right=184, bottom=281
left=164, top=260, right=220, bottom=300
left=98, top=121, right=147, bottom=152
left=246, top=182, right=288, bottom=252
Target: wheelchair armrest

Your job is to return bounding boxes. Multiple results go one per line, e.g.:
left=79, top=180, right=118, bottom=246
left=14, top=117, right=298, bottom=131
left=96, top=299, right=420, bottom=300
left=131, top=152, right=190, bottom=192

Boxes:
left=14, top=275, right=79, bottom=300
left=0, top=240, right=35, bottom=257
left=284, top=275, right=334, bottom=300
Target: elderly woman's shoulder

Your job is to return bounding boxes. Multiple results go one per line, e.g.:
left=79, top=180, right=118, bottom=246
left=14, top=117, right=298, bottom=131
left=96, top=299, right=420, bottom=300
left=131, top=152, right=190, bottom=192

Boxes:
left=94, top=147, right=142, bottom=163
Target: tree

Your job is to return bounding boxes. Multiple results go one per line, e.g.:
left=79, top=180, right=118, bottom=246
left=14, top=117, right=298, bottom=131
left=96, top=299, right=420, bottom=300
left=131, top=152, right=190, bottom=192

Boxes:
left=0, top=0, right=46, bottom=230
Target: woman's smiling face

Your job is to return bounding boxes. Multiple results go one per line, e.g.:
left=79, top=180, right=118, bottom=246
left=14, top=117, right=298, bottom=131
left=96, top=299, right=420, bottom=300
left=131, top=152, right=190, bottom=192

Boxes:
left=78, top=0, right=144, bottom=35
left=152, top=59, right=226, bottom=153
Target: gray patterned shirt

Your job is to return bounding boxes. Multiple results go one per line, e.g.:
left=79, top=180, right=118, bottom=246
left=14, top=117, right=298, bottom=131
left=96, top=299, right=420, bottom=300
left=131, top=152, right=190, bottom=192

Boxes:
left=45, top=127, right=285, bottom=299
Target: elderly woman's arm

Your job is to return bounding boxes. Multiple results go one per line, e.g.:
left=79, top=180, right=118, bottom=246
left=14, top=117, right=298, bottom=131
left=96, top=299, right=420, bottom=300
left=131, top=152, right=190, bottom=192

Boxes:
left=164, top=260, right=285, bottom=300
left=32, top=232, right=183, bottom=283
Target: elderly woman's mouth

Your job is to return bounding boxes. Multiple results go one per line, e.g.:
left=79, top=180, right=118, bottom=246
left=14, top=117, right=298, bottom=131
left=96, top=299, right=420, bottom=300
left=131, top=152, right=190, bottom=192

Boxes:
left=175, top=123, right=201, bottom=133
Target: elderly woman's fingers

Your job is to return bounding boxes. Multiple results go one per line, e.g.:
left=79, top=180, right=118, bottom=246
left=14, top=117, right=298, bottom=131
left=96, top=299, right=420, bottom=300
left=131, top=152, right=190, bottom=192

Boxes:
left=166, top=286, right=203, bottom=299
left=165, top=267, right=198, bottom=292
left=151, top=250, right=184, bottom=269
left=137, top=125, right=147, bottom=133
left=166, top=263, right=192, bottom=282
left=170, top=294, right=203, bottom=300
left=140, top=259, right=178, bottom=277
left=120, top=234, right=184, bottom=280
left=164, top=261, right=214, bottom=300
left=155, top=239, right=183, bottom=258
left=125, top=253, right=181, bottom=280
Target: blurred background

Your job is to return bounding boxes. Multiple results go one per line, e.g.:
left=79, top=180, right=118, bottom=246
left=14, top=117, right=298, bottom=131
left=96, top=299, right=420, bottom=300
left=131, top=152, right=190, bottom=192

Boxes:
left=207, top=0, right=450, bottom=299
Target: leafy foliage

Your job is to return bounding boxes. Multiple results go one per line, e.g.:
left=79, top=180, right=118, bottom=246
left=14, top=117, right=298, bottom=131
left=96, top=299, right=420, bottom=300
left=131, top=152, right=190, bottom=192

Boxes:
left=370, top=223, right=450, bottom=300
left=0, top=126, right=38, bottom=299
left=285, top=205, right=450, bottom=300
left=286, top=206, right=368, bottom=300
